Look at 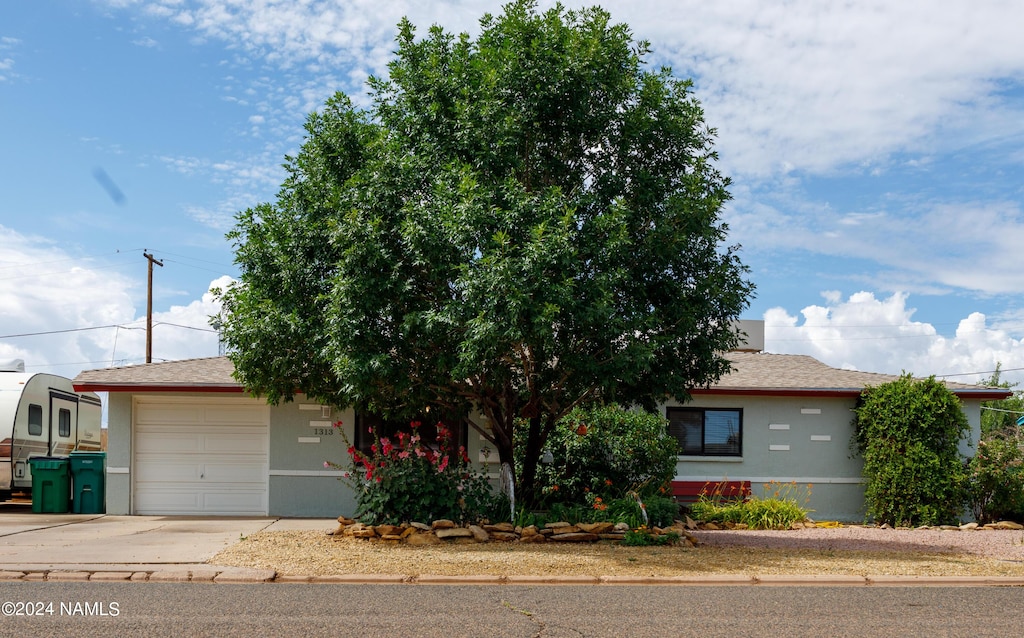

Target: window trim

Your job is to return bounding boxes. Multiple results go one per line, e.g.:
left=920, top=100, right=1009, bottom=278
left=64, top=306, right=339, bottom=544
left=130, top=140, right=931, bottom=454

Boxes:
left=667, top=406, right=743, bottom=457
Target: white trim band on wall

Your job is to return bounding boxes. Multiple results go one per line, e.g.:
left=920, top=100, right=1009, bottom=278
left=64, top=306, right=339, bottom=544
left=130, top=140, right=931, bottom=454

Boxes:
left=106, top=467, right=130, bottom=474
left=270, top=470, right=348, bottom=477
left=675, top=475, right=865, bottom=485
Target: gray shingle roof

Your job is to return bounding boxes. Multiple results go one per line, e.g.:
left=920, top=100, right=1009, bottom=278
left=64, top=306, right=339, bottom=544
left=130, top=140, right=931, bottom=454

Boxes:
left=73, top=352, right=1007, bottom=399
left=73, top=357, right=239, bottom=391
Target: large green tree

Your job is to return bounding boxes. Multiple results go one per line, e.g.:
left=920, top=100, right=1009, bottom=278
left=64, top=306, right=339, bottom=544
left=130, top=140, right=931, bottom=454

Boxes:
left=217, top=0, right=753, bottom=505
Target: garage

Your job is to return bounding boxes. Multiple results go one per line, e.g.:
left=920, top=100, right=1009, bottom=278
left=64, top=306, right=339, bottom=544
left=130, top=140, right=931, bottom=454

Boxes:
left=133, top=396, right=269, bottom=515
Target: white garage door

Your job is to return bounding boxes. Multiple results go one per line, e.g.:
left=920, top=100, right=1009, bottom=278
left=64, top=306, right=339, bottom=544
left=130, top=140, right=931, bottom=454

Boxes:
left=133, top=397, right=269, bottom=515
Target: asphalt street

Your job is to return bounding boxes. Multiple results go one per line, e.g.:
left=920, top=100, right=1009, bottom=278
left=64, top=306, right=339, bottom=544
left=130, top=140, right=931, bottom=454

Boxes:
left=1, top=582, right=1022, bottom=637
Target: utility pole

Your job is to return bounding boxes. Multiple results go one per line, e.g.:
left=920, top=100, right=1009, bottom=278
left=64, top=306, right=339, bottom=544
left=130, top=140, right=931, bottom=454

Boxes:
left=143, top=251, right=164, bottom=364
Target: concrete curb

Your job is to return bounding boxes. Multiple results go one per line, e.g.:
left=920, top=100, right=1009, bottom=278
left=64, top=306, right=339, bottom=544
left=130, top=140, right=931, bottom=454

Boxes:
left=1, top=568, right=1023, bottom=586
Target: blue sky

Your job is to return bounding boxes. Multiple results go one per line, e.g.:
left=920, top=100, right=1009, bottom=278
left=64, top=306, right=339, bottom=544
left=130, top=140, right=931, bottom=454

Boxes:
left=2, top=0, right=1024, bottom=387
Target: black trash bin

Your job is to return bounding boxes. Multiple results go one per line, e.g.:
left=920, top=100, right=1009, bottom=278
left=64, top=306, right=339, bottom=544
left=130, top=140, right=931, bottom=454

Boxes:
left=69, top=452, right=106, bottom=514
left=28, top=456, right=71, bottom=513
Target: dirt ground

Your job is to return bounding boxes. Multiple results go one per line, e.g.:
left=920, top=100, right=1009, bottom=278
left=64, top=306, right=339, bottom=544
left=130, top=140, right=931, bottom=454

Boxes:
left=210, top=525, right=1024, bottom=578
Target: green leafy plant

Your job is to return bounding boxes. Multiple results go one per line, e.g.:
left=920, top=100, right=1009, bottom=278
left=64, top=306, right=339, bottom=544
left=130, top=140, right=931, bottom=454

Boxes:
left=328, top=420, right=499, bottom=525
left=689, top=481, right=811, bottom=530
left=967, top=432, right=1024, bottom=524
left=527, top=405, right=680, bottom=507
left=853, top=374, right=971, bottom=527
left=621, top=527, right=679, bottom=546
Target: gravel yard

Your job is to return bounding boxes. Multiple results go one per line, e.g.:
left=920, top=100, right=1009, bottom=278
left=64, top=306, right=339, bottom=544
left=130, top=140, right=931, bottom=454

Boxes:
left=210, top=525, right=1024, bottom=578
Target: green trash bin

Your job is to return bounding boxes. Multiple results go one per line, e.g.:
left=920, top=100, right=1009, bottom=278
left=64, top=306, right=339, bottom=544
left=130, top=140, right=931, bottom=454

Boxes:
left=69, top=452, right=106, bottom=514
left=28, top=456, right=71, bottom=514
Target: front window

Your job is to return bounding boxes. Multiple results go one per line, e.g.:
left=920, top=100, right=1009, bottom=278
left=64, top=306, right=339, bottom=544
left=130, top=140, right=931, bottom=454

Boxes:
left=667, top=407, right=742, bottom=456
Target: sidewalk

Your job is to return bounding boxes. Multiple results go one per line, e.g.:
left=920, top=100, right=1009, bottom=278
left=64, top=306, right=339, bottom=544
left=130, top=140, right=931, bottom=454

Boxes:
left=0, top=506, right=333, bottom=583
left=2, top=509, right=1023, bottom=586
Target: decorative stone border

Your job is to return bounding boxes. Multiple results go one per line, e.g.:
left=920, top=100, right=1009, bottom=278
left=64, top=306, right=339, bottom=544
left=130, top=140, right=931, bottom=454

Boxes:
left=331, top=517, right=700, bottom=546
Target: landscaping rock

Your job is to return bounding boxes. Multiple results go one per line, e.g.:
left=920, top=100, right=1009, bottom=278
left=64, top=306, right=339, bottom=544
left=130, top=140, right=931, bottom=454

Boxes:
left=993, top=521, right=1024, bottom=530
left=468, top=525, right=490, bottom=543
left=374, top=524, right=404, bottom=537
left=405, top=532, right=442, bottom=546
left=435, top=527, right=474, bottom=539
left=431, top=519, right=457, bottom=530
left=550, top=532, right=600, bottom=542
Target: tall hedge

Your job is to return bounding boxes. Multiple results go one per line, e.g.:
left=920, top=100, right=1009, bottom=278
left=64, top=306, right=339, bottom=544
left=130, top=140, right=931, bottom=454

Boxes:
left=853, top=374, right=970, bottom=526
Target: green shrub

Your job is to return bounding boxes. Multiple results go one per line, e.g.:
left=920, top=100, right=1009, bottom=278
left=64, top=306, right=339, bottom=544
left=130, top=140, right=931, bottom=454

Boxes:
left=689, top=481, right=811, bottom=530
left=642, top=495, right=681, bottom=528
left=968, top=432, right=1024, bottom=524
left=621, top=528, right=679, bottom=546
left=853, top=374, right=970, bottom=527
left=689, top=495, right=746, bottom=525
left=527, top=404, right=679, bottom=506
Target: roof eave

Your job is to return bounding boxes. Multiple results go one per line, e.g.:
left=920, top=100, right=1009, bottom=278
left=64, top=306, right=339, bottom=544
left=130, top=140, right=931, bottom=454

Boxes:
left=693, top=387, right=1013, bottom=400
left=73, top=383, right=245, bottom=394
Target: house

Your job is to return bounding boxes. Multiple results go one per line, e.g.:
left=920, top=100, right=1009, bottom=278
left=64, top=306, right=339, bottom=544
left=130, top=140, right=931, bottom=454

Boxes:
left=73, top=323, right=1009, bottom=521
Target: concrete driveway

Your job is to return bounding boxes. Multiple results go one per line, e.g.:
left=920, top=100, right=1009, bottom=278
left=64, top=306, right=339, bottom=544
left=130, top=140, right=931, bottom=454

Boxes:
left=0, top=503, right=334, bottom=572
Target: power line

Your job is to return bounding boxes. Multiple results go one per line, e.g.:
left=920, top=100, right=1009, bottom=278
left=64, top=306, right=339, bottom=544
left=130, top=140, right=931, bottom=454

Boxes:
left=155, top=322, right=218, bottom=333
left=936, top=367, right=1024, bottom=379
left=0, top=324, right=140, bottom=339
left=0, top=320, right=217, bottom=340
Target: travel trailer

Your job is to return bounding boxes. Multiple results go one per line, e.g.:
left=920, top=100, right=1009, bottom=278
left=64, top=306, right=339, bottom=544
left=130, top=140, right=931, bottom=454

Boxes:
left=0, top=359, right=102, bottom=497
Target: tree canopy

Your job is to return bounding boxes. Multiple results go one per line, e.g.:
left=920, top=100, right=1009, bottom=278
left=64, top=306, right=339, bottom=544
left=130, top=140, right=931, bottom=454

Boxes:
left=216, top=0, right=754, bottom=504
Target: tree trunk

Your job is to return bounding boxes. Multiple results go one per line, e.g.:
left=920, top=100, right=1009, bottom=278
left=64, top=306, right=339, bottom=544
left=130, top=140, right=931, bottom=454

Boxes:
left=518, top=415, right=544, bottom=509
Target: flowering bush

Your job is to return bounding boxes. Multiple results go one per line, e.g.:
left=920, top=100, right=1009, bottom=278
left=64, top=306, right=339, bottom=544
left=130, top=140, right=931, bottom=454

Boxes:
left=967, top=433, right=1024, bottom=524
left=326, top=420, right=501, bottom=525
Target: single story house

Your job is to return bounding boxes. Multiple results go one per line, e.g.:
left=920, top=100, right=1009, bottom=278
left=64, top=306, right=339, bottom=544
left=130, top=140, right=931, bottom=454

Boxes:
left=73, top=322, right=1009, bottom=521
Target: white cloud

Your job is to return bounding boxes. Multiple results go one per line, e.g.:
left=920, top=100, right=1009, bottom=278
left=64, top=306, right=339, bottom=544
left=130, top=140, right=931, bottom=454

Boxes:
left=112, top=1, right=1024, bottom=181
left=765, top=291, right=1024, bottom=386
left=0, top=226, right=229, bottom=379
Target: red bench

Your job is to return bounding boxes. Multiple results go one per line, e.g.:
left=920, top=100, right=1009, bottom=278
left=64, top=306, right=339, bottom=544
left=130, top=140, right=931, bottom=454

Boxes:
left=671, top=480, right=751, bottom=505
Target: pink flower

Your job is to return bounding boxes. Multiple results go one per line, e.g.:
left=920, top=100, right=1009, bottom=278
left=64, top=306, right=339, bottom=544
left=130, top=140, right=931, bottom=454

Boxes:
left=398, top=451, right=410, bottom=460
left=381, top=437, right=393, bottom=456
left=437, top=455, right=449, bottom=473
left=323, top=461, right=330, bottom=468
